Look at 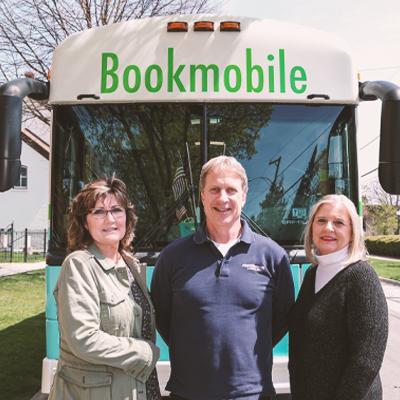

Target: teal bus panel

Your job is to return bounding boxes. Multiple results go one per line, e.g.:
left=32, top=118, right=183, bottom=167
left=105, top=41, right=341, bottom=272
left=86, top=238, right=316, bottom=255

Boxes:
left=146, top=266, right=170, bottom=361
left=273, top=334, right=288, bottom=357
left=298, top=264, right=311, bottom=288
left=272, top=263, right=311, bottom=357
left=46, top=319, right=60, bottom=359
left=46, top=263, right=309, bottom=362
left=46, top=265, right=62, bottom=360
left=290, top=264, right=301, bottom=296
left=145, top=265, right=306, bottom=359
left=46, top=265, right=61, bottom=320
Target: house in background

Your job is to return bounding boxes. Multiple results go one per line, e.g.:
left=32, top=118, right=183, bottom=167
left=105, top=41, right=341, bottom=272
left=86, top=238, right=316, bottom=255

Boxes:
left=0, top=128, right=49, bottom=230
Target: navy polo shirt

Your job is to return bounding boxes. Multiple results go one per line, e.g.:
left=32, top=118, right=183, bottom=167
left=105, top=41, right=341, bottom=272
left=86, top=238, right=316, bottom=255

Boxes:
left=151, top=221, right=294, bottom=400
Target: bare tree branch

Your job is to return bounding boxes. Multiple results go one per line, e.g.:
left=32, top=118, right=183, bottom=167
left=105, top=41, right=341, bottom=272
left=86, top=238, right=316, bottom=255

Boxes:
left=0, top=0, right=222, bottom=131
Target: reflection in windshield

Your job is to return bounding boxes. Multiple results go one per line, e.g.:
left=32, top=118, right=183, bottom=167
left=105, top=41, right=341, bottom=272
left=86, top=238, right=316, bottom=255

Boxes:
left=208, top=105, right=355, bottom=244
left=50, top=103, right=356, bottom=255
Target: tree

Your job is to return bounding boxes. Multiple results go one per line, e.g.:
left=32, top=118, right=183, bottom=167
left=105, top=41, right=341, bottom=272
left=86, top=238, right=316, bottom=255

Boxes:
left=0, top=0, right=222, bottom=125
left=49, top=102, right=273, bottom=251
left=362, top=179, right=400, bottom=235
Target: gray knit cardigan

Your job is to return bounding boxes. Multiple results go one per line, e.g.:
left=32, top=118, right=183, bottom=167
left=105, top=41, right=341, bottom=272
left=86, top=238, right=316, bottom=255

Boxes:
left=289, top=260, right=388, bottom=400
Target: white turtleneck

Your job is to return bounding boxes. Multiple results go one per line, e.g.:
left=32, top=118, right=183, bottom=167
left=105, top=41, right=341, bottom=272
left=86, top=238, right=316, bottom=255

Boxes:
left=314, top=246, right=350, bottom=293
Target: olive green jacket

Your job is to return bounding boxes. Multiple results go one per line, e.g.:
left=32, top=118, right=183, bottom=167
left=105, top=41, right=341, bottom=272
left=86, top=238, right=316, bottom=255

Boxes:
left=48, top=245, right=159, bottom=400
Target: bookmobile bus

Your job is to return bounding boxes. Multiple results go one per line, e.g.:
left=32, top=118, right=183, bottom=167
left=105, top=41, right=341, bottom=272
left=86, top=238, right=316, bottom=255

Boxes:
left=1, top=14, right=400, bottom=398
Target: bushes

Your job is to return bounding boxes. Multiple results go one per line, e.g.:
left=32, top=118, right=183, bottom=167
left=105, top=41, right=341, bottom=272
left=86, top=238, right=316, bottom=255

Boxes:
left=365, top=235, right=400, bottom=258
left=363, top=204, right=398, bottom=236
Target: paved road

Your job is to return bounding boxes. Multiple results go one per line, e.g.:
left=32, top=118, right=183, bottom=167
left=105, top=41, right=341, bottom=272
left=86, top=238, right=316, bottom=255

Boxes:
left=381, top=280, right=400, bottom=400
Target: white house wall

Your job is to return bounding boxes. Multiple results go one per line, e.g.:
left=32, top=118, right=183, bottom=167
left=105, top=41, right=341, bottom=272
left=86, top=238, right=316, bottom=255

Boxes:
left=0, top=142, right=49, bottom=230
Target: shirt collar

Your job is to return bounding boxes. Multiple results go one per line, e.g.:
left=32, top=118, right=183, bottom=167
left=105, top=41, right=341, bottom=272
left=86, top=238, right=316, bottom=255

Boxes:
left=193, top=219, right=254, bottom=245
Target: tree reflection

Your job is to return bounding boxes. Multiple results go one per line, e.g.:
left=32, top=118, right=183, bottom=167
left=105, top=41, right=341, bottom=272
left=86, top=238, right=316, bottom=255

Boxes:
left=256, top=176, right=287, bottom=238
left=51, top=103, right=272, bottom=252
left=50, top=103, right=354, bottom=252
left=208, top=104, right=272, bottom=160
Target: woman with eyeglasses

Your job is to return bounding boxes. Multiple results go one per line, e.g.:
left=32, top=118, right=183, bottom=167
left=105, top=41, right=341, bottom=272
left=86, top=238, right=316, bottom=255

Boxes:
left=49, top=177, right=161, bottom=400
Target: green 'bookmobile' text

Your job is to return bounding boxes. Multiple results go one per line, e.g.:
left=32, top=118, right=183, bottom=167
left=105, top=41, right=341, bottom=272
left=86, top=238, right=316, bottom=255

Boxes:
left=101, top=48, right=308, bottom=95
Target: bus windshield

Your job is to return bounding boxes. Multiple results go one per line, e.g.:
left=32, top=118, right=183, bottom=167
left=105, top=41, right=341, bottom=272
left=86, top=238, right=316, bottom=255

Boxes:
left=50, top=103, right=356, bottom=256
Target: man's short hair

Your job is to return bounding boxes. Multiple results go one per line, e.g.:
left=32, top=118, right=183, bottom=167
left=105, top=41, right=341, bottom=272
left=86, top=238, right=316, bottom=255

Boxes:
left=199, top=156, right=248, bottom=193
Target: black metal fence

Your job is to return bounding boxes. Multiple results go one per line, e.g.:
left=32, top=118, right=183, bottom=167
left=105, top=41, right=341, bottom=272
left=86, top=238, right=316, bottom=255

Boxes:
left=0, top=223, right=47, bottom=263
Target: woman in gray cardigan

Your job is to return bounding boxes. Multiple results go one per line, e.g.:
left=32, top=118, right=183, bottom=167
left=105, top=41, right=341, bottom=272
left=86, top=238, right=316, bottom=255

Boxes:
left=49, top=177, right=161, bottom=400
left=289, top=194, right=388, bottom=400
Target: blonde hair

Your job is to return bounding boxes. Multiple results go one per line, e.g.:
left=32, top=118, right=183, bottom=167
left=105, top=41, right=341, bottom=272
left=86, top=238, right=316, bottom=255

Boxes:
left=199, top=155, right=248, bottom=193
left=304, top=194, right=366, bottom=266
left=67, top=177, right=137, bottom=253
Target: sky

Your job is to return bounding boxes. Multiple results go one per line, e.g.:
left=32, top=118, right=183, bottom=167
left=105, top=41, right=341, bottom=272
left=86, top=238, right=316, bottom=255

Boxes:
left=222, top=0, right=400, bottom=191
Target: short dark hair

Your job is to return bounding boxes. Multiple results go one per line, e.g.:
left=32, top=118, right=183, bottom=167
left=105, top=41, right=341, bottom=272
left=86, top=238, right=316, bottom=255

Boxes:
left=67, top=177, right=137, bottom=253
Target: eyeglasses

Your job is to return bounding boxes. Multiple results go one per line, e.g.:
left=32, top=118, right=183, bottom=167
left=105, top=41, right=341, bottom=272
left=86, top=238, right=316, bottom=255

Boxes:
left=89, top=207, right=126, bottom=219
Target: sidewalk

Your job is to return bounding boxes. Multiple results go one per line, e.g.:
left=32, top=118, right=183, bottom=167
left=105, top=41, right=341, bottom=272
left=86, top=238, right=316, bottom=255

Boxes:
left=0, top=255, right=397, bottom=275
left=0, top=255, right=398, bottom=278
left=0, top=260, right=46, bottom=277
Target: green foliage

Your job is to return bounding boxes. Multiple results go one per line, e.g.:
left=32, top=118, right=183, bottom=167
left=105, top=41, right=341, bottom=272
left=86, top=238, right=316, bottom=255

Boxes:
left=369, top=257, right=400, bottom=281
left=0, top=271, right=46, bottom=399
left=365, top=235, right=400, bottom=258
left=52, top=103, right=273, bottom=249
left=364, top=204, right=398, bottom=235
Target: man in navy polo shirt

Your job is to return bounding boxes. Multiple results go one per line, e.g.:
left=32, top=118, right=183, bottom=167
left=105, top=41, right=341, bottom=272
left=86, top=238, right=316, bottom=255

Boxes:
left=151, top=156, right=294, bottom=400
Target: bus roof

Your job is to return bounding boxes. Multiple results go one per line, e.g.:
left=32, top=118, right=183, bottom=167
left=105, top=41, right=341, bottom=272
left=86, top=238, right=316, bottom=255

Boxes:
left=49, top=15, right=358, bottom=105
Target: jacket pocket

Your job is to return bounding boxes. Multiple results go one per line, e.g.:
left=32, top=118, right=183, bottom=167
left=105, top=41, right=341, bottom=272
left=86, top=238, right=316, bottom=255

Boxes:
left=99, top=290, right=126, bottom=307
left=58, top=365, right=112, bottom=400
left=99, top=290, right=131, bottom=335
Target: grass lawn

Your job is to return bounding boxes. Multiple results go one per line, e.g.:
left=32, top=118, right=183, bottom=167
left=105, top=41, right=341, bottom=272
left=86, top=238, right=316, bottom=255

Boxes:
left=369, top=257, right=400, bottom=281
left=0, top=270, right=46, bottom=400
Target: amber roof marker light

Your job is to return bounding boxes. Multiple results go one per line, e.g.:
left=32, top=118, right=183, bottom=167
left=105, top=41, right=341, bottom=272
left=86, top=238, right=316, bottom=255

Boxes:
left=194, top=21, right=214, bottom=32
left=167, top=22, right=188, bottom=32
left=220, top=21, right=241, bottom=32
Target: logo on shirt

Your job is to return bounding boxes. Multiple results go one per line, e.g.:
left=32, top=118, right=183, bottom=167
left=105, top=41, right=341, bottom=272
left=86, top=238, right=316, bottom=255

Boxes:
left=241, top=263, right=266, bottom=273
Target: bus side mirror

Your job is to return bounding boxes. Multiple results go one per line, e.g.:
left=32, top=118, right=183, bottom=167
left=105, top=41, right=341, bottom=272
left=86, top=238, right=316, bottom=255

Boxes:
left=379, top=99, right=400, bottom=194
left=0, top=95, right=23, bottom=192
left=0, top=78, right=49, bottom=192
left=359, top=81, right=400, bottom=194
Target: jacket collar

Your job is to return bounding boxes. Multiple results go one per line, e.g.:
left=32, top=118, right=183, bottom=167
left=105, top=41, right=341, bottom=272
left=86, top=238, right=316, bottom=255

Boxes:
left=193, top=219, right=254, bottom=245
left=88, top=244, right=151, bottom=301
left=87, top=243, right=118, bottom=271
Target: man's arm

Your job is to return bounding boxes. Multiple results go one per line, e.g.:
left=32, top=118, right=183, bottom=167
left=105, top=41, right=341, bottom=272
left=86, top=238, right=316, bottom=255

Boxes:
left=150, top=253, right=173, bottom=345
left=272, top=254, right=295, bottom=346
